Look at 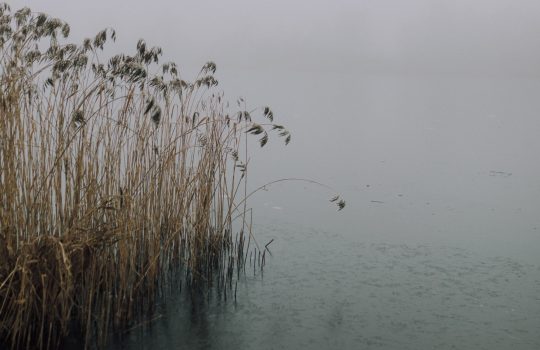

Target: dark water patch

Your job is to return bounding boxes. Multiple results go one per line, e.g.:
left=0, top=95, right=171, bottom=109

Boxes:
left=489, top=170, right=513, bottom=178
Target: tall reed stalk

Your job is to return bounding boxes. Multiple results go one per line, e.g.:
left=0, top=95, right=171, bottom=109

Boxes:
left=0, top=4, right=297, bottom=349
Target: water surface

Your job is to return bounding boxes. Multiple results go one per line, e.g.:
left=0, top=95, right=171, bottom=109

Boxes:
left=113, top=219, right=540, bottom=349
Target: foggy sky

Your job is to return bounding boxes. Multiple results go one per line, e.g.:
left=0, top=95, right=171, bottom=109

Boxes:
left=8, top=0, right=540, bottom=76
left=7, top=1, right=540, bottom=261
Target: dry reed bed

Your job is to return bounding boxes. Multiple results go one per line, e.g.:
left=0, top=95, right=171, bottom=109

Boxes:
left=0, top=4, right=296, bottom=349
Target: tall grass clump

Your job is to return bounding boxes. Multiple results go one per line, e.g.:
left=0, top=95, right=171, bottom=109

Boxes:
left=0, top=4, right=312, bottom=349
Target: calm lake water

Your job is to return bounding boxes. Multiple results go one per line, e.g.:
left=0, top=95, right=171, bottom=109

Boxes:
left=109, top=75, right=540, bottom=349
left=111, top=223, right=540, bottom=350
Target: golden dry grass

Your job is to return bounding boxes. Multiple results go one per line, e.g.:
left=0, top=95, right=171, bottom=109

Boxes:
left=0, top=4, right=294, bottom=349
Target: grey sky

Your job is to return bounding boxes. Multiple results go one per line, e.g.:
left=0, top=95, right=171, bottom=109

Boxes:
left=7, top=1, right=540, bottom=260
left=9, top=0, right=540, bottom=76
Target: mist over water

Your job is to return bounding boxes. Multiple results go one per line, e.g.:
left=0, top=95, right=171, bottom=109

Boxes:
left=12, top=0, right=540, bottom=348
left=240, top=73, right=540, bottom=263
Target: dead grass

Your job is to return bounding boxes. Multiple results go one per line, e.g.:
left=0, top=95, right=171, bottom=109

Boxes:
left=0, top=4, right=294, bottom=349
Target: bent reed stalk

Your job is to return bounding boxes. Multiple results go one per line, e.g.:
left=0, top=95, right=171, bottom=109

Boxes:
left=0, top=4, right=294, bottom=349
